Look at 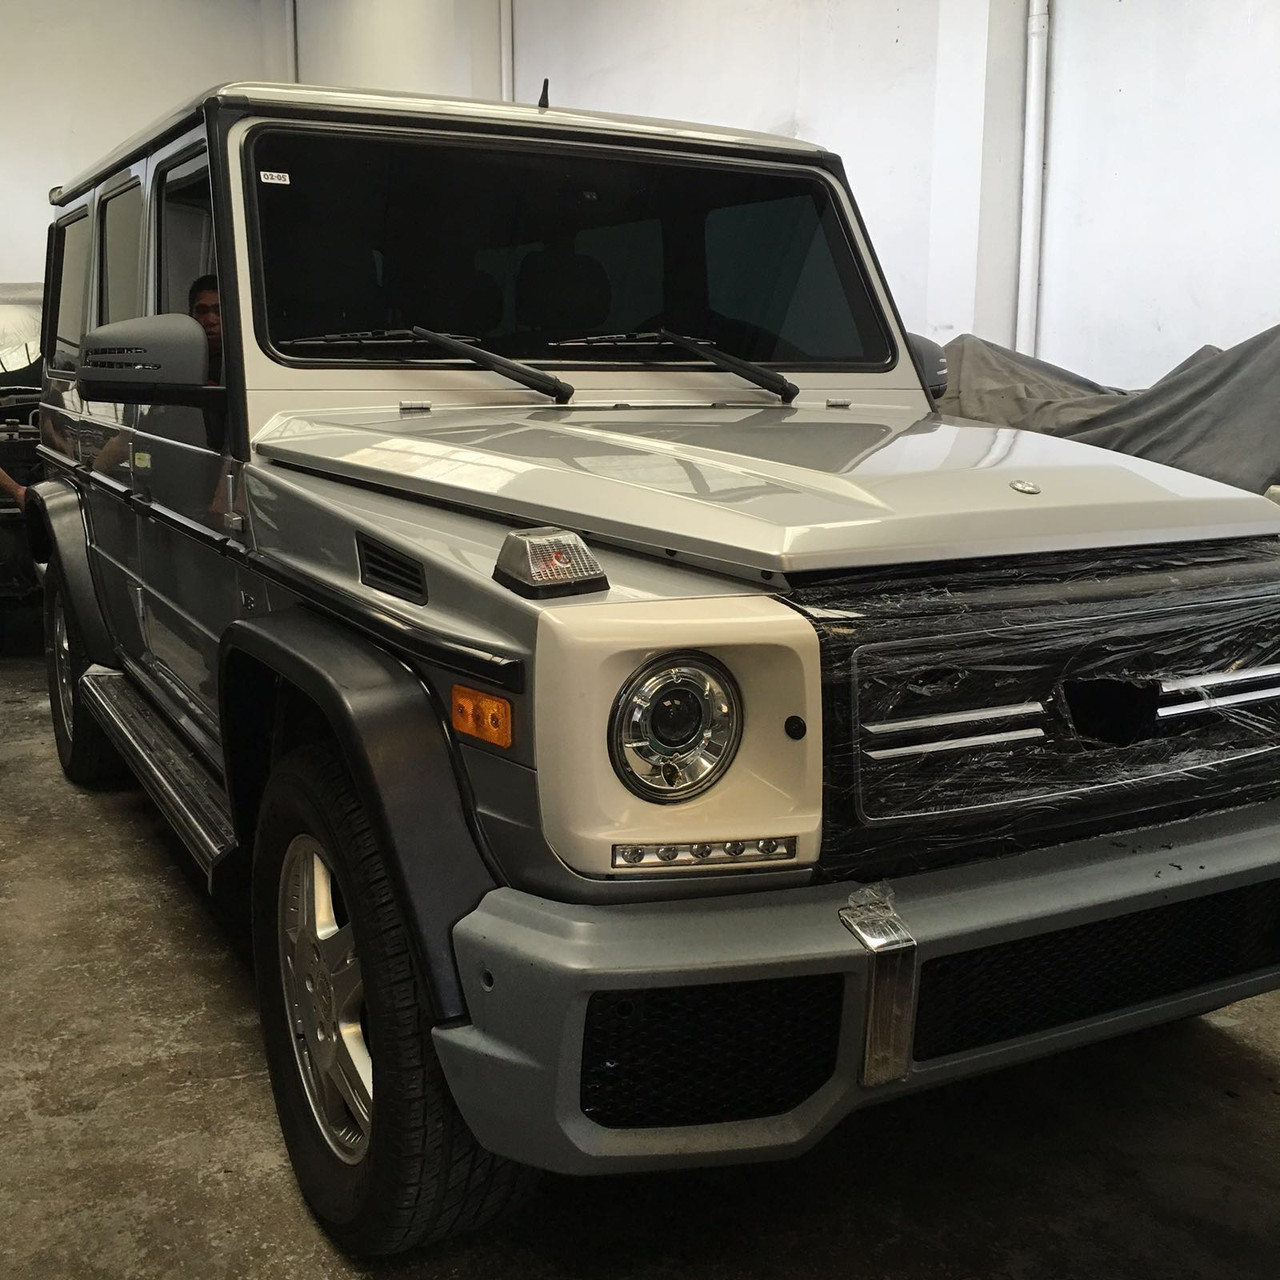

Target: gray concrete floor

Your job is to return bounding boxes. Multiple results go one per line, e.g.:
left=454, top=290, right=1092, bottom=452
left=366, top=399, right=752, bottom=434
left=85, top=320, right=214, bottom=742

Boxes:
left=3, top=601, right=1280, bottom=1280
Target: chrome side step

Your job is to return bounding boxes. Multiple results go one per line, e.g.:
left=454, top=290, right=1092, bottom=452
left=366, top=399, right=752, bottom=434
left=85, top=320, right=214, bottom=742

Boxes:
left=80, top=670, right=236, bottom=886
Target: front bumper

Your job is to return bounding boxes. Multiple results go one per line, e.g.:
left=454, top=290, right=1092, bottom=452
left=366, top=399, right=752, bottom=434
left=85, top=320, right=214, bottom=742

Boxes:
left=433, top=801, right=1280, bottom=1175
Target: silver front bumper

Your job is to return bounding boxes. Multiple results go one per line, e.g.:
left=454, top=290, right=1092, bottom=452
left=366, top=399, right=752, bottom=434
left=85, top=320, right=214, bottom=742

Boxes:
left=433, top=801, right=1280, bottom=1175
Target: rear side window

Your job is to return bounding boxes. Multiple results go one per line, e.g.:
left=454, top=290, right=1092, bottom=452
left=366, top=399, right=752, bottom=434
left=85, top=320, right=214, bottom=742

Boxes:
left=49, top=213, right=92, bottom=373
left=100, top=185, right=144, bottom=325
left=157, top=154, right=215, bottom=314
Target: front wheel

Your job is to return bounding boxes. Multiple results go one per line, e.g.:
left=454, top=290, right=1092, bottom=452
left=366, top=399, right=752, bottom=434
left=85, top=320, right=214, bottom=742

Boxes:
left=252, top=744, right=532, bottom=1256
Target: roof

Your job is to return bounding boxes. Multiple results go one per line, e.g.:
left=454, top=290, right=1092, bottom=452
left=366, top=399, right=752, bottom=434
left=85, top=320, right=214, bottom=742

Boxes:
left=50, top=81, right=825, bottom=207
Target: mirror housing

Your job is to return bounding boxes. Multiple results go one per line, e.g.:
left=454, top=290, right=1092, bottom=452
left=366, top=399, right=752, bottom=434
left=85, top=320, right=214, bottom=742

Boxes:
left=907, top=332, right=948, bottom=401
left=77, top=314, right=211, bottom=406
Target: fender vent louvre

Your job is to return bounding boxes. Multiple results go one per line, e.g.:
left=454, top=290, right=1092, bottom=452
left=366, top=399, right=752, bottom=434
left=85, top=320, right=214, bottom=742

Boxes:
left=356, top=534, right=427, bottom=604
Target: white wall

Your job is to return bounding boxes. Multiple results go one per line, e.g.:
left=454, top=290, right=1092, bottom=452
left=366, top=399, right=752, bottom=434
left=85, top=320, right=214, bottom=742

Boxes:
left=511, top=0, right=1027, bottom=343
left=1037, top=0, right=1280, bottom=386
left=0, top=0, right=290, bottom=283
left=296, top=0, right=502, bottom=98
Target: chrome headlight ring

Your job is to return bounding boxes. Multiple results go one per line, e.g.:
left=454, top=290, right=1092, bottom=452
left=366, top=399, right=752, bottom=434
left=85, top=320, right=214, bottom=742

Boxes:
left=608, top=652, right=743, bottom=803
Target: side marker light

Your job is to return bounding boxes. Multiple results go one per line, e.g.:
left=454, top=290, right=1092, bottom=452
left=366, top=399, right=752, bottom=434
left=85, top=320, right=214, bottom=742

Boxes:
left=452, top=685, right=513, bottom=749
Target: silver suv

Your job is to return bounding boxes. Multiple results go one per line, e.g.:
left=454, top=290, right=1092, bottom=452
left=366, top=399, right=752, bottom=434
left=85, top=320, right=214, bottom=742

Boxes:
left=29, top=83, right=1280, bottom=1257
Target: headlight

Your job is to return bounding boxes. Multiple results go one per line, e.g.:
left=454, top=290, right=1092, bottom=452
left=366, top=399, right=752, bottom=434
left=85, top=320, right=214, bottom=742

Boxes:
left=608, top=653, right=742, bottom=802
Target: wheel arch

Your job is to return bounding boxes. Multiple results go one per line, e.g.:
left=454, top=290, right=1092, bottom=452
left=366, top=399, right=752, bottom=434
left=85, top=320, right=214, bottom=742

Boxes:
left=25, top=476, right=115, bottom=666
left=220, top=609, right=497, bottom=1020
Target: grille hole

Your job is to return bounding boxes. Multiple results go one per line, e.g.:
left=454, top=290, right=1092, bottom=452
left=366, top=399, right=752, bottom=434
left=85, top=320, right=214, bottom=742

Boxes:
left=1062, top=678, right=1159, bottom=746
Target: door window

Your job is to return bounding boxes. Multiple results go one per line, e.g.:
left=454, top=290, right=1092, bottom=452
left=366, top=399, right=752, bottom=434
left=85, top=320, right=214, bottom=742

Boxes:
left=49, top=213, right=92, bottom=373
left=100, top=185, right=144, bottom=325
left=157, top=154, right=217, bottom=317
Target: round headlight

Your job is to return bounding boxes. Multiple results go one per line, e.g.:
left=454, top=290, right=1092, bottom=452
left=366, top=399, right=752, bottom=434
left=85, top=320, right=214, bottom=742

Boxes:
left=608, top=653, right=742, bottom=802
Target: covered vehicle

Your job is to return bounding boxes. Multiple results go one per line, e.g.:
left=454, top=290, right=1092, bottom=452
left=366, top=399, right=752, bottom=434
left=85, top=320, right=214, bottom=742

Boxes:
left=939, top=326, right=1280, bottom=494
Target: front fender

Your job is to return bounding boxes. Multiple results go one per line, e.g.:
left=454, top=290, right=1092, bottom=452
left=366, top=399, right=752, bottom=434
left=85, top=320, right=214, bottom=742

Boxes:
left=220, top=610, right=498, bottom=1020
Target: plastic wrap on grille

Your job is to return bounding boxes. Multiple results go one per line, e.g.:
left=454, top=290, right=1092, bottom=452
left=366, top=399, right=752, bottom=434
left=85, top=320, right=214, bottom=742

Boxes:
left=580, top=974, right=843, bottom=1129
left=787, top=537, right=1280, bottom=880
left=914, top=877, right=1280, bottom=1059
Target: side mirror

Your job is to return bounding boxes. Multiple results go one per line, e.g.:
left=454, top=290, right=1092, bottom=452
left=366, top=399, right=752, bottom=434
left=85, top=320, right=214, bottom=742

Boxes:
left=907, top=332, right=948, bottom=400
left=77, top=314, right=211, bottom=406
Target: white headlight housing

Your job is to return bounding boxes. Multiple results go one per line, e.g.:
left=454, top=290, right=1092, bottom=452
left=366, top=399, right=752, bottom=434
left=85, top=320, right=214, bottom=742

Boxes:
left=608, top=653, right=742, bottom=802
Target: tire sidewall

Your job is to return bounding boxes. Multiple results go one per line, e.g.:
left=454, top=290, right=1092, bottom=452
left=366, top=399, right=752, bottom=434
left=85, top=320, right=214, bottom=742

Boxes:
left=252, top=748, right=424, bottom=1235
left=44, top=560, right=83, bottom=773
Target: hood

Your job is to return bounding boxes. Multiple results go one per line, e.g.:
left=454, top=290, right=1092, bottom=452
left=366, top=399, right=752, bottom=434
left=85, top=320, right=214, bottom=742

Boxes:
left=253, top=404, right=1280, bottom=575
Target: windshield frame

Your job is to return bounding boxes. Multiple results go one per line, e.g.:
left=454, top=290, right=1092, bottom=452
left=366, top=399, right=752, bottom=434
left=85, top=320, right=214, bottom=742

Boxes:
left=241, top=121, right=900, bottom=377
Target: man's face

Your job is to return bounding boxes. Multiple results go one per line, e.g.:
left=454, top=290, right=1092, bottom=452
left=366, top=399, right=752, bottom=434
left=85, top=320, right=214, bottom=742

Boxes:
left=191, top=290, right=221, bottom=354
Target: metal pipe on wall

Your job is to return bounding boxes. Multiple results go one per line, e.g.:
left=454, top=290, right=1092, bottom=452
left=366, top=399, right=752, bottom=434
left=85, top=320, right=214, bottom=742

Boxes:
left=499, top=0, right=514, bottom=101
left=284, top=0, right=299, bottom=82
left=1015, top=0, right=1050, bottom=354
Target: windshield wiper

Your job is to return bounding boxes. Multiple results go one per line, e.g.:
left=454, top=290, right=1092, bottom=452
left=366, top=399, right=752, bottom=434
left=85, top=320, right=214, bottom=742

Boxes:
left=277, top=327, right=575, bottom=404
left=548, top=329, right=799, bottom=403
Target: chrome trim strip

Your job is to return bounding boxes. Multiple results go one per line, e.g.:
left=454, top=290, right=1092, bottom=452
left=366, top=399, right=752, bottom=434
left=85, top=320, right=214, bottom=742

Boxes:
left=1161, top=663, right=1280, bottom=693
left=864, top=727, right=1044, bottom=760
left=863, top=701, right=1044, bottom=735
left=839, top=885, right=917, bottom=1086
left=1158, top=685, right=1280, bottom=718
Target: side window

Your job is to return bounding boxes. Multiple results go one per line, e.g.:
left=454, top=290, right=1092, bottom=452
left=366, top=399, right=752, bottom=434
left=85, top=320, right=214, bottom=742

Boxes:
left=100, top=185, right=144, bottom=325
left=157, top=154, right=216, bottom=316
left=49, top=213, right=92, bottom=373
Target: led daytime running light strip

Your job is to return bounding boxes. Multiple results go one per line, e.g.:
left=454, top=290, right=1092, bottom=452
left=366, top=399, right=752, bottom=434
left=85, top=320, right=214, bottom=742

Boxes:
left=612, top=837, right=797, bottom=869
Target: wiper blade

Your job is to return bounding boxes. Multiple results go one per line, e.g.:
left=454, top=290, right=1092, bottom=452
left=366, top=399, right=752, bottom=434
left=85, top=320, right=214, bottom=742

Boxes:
left=410, top=326, right=573, bottom=404
left=548, top=329, right=798, bottom=403
left=657, top=329, right=798, bottom=403
left=277, top=328, right=575, bottom=404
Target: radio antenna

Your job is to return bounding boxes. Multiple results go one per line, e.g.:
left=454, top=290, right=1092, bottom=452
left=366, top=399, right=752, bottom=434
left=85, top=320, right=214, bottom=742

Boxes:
left=537, top=78, right=550, bottom=109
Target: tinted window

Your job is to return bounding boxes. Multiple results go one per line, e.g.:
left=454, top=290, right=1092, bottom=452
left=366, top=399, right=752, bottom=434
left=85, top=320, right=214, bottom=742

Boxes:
left=100, top=185, right=144, bottom=325
left=51, top=214, right=91, bottom=372
left=251, top=129, right=891, bottom=367
left=157, top=155, right=215, bottom=315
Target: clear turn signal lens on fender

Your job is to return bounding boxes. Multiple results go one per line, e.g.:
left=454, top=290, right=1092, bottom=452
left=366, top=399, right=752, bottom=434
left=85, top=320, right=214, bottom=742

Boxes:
left=452, top=685, right=513, bottom=748
left=612, top=837, right=796, bottom=870
left=493, top=526, right=609, bottom=598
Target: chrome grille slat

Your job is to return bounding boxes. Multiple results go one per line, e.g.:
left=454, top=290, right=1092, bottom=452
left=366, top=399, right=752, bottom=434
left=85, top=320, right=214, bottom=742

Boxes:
left=863, top=727, right=1045, bottom=760
left=1158, top=685, right=1280, bottom=719
left=1160, top=663, right=1280, bottom=693
left=863, top=701, right=1044, bottom=735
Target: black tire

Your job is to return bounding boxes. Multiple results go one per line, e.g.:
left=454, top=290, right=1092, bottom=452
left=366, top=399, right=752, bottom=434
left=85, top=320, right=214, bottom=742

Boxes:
left=43, top=559, right=127, bottom=786
left=252, top=743, right=533, bottom=1256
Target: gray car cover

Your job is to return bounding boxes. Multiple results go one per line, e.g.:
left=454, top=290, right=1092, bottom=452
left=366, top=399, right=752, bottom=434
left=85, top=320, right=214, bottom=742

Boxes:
left=938, top=326, right=1280, bottom=494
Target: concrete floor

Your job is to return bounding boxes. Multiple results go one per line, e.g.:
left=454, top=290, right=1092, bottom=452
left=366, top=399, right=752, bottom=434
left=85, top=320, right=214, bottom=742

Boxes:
left=3, top=602, right=1280, bottom=1280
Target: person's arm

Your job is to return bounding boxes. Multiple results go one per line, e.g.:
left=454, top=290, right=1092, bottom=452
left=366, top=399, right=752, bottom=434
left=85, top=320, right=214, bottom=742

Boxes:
left=0, top=466, right=25, bottom=509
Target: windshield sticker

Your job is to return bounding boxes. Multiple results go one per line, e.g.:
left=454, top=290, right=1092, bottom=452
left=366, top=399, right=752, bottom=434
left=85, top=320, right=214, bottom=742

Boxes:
left=259, top=171, right=291, bottom=185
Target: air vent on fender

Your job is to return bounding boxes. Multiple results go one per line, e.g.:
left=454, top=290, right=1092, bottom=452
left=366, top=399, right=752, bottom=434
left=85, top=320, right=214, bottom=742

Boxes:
left=356, top=534, right=427, bottom=604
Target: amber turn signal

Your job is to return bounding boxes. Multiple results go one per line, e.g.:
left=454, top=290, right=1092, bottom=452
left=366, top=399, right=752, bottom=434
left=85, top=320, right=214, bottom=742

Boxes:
left=451, top=685, right=513, bottom=748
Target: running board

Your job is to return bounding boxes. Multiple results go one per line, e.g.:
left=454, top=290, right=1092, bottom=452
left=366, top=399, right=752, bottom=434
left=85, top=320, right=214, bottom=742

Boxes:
left=80, top=670, right=236, bottom=886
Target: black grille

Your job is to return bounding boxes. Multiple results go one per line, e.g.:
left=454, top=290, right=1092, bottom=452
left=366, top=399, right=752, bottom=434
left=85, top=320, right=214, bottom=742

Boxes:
left=356, top=534, right=427, bottom=604
left=914, top=878, right=1280, bottom=1061
left=786, top=538, right=1280, bottom=881
left=580, top=974, right=843, bottom=1129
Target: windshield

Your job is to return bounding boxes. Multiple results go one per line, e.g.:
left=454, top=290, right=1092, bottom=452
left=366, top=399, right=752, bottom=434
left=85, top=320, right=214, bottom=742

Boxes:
left=249, top=128, right=894, bottom=369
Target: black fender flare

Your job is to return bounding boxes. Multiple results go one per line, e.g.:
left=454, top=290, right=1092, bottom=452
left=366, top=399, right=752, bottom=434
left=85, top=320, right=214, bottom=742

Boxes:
left=25, top=476, right=116, bottom=666
left=220, top=609, right=497, bottom=1021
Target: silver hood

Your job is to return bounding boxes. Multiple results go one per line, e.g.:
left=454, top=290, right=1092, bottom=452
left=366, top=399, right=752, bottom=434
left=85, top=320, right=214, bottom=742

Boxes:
left=253, top=404, right=1280, bottom=575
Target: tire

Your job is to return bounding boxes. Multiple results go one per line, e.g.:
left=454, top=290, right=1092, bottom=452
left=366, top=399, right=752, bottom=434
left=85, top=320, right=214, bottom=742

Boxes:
left=43, top=559, right=126, bottom=786
left=252, top=743, right=533, bottom=1256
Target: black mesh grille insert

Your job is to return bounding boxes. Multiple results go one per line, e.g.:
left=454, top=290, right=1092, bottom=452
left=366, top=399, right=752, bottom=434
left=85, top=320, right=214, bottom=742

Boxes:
left=581, top=974, right=843, bottom=1129
left=356, top=533, right=427, bottom=604
left=915, top=878, right=1280, bottom=1061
